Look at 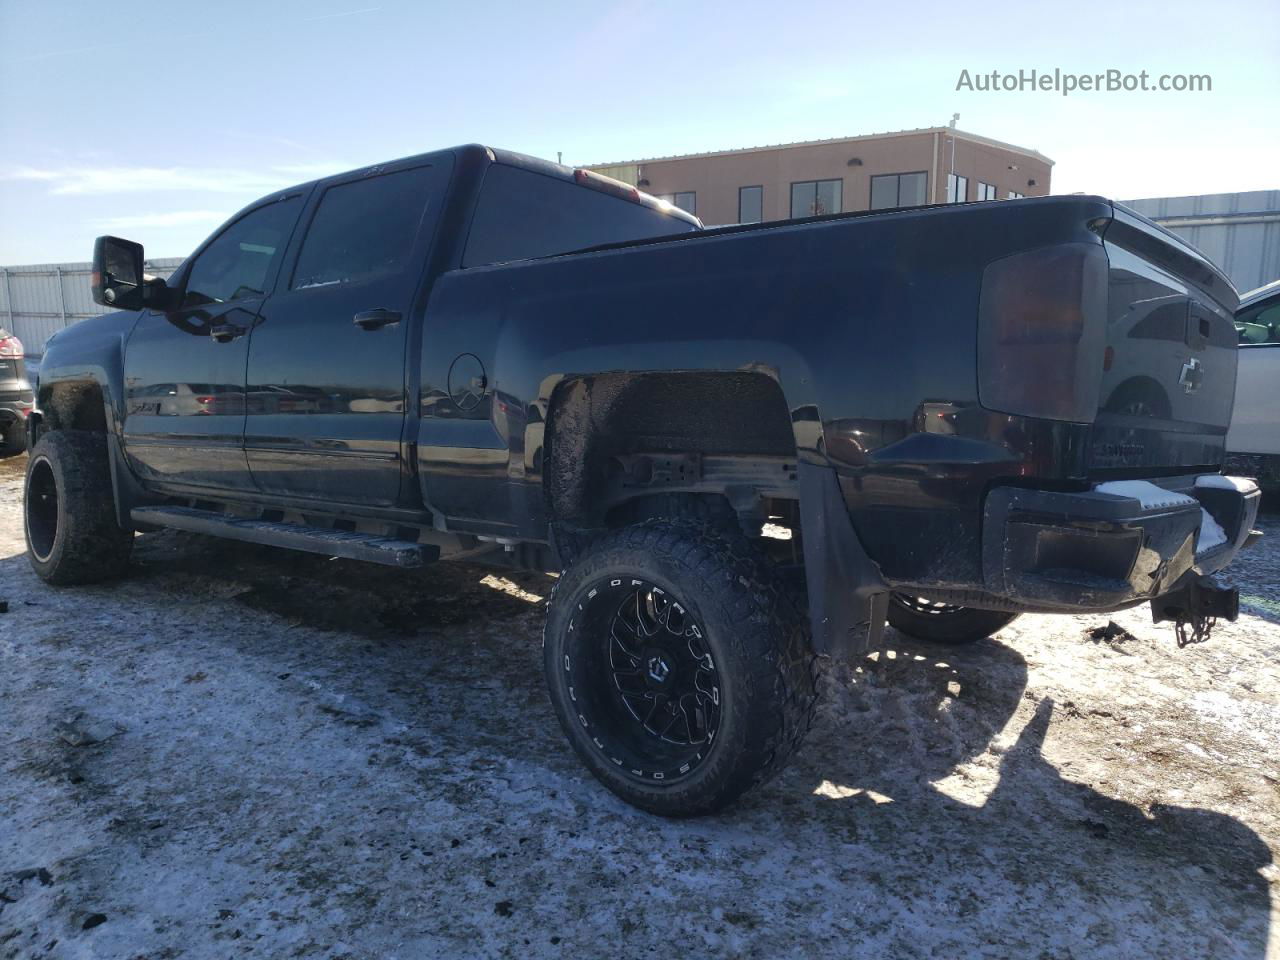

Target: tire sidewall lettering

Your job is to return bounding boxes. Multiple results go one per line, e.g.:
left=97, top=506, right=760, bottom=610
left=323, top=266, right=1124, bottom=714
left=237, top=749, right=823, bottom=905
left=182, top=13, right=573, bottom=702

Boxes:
left=556, top=571, right=720, bottom=784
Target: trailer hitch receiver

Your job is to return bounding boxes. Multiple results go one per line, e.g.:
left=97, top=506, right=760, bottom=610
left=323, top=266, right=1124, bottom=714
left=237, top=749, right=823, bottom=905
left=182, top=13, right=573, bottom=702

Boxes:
left=1151, top=575, right=1239, bottom=647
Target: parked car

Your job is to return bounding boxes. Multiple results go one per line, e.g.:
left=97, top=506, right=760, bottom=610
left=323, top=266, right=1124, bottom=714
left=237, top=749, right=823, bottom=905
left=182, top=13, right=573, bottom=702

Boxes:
left=126, top=382, right=247, bottom=418
left=1227, top=279, right=1280, bottom=489
left=0, top=327, right=34, bottom=456
left=23, top=145, right=1261, bottom=815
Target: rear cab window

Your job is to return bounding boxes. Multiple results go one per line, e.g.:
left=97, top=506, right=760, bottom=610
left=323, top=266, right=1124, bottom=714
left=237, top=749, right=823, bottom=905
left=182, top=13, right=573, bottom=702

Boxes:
left=462, top=163, right=699, bottom=268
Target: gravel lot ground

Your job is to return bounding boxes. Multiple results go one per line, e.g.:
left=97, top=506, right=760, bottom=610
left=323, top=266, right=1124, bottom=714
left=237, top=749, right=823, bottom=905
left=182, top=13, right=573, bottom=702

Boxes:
left=1, top=451, right=1278, bottom=959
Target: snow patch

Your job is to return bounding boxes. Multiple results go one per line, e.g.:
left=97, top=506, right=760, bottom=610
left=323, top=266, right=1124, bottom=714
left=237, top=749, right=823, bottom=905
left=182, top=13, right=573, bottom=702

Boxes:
left=812, top=780, right=894, bottom=804
left=1094, top=480, right=1196, bottom=511
left=1195, top=508, right=1228, bottom=553
left=1194, top=474, right=1257, bottom=494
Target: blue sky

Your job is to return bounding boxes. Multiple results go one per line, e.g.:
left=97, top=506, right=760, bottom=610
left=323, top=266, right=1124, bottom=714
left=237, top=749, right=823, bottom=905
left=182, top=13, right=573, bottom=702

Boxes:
left=1, top=0, right=1276, bottom=264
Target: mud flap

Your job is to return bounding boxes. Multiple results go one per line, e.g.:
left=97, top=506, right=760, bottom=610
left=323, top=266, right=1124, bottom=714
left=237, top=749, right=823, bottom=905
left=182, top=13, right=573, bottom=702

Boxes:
left=797, top=461, right=889, bottom=659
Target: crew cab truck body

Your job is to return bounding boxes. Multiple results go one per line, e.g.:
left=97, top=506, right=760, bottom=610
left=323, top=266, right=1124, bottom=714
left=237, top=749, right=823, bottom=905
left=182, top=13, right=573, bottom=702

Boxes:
left=25, top=144, right=1260, bottom=814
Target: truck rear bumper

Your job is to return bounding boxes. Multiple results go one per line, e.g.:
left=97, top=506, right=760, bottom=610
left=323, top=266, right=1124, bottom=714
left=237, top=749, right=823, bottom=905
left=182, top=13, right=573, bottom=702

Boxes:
left=801, top=464, right=1257, bottom=656
left=980, top=476, right=1260, bottom=612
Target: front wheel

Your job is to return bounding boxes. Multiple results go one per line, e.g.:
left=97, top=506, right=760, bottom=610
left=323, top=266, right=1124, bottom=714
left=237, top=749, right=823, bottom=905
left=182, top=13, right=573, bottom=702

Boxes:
left=24, top=430, right=133, bottom=584
left=544, top=520, right=818, bottom=816
left=887, top=593, right=1019, bottom=645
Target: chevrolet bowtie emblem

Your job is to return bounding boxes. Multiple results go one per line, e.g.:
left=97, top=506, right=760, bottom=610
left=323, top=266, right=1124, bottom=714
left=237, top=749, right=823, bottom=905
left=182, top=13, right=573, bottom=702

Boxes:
left=1178, top=357, right=1203, bottom=395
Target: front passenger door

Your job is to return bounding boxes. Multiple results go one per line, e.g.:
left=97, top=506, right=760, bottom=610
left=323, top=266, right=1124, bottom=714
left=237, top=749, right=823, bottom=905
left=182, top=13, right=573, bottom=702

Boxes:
left=122, top=196, right=302, bottom=491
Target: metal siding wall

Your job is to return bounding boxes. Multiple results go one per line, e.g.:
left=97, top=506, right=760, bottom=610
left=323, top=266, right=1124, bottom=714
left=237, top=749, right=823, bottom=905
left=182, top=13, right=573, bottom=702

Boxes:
left=589, top=164, right=640, bottom=185
left=1162, top=220, right=1280, bottom=294
left=0, top=258, right=184, bottom=355
left=1122, top=191, right=1280, bottom=295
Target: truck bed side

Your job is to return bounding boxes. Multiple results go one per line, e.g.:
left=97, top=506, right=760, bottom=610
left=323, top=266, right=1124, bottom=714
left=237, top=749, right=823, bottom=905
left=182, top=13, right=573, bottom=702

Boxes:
left=417, top=195, right=1115, bottom=582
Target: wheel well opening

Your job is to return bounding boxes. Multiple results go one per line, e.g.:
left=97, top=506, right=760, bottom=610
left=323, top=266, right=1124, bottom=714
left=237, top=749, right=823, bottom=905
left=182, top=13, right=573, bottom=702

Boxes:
left=1104, top=376, right=1171, bottom=420
left=545, top=371, right=798, bottom=533
left=39, top=381, right=108, bottom=434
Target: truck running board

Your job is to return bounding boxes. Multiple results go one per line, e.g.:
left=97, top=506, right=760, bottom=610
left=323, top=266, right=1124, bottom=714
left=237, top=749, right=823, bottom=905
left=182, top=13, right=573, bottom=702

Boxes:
left=130, top=506, right=436, bottom=568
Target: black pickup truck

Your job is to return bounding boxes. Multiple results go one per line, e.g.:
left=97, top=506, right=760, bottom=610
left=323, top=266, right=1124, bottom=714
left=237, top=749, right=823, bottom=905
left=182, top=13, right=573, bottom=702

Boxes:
left=24, top=144, right=1260, bottom=815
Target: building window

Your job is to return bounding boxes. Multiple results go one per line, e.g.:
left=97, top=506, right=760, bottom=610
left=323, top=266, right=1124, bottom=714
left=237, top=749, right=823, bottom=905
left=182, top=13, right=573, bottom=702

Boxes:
left=869, top=171, right=928, bottom=210
left=976, top=182, right=998, bottom=201
left=739, top=185, right=763, bottom=223
left=663, top=192, right=695, bottom=214
left=1008, top=190, right=1025, bottom=200
left=790, top=179, right=842, bottom=218
left=946, top=173, right=968, bottom=204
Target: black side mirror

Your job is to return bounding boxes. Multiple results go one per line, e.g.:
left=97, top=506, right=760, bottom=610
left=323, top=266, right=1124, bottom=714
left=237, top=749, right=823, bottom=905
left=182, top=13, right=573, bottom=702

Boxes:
left=92, top=235, right=147, bottom=309
left=91, top=236, right=175, bottom=311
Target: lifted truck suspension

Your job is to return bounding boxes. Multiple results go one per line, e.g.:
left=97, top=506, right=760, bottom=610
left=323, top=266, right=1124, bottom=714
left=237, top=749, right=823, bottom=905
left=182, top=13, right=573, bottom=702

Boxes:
left=1150, top=576, right=1240, bottom=648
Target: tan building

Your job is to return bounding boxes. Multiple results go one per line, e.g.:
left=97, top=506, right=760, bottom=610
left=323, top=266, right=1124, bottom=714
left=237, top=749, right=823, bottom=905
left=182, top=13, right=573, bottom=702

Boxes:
left=588, top=126, right=1053, bottom=226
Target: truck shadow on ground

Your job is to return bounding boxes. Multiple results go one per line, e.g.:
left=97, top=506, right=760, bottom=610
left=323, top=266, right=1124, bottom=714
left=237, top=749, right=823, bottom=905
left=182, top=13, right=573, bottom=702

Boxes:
left=129, top=527, right=550, bottom=630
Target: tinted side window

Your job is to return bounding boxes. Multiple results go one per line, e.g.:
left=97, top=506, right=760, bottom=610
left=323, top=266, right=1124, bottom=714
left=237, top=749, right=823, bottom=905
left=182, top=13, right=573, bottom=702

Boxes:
left=292, top=166, right=436, bottom=289
left=184, top=197, right=301, bottom=307
left=463, top=164, right=699, bottom=268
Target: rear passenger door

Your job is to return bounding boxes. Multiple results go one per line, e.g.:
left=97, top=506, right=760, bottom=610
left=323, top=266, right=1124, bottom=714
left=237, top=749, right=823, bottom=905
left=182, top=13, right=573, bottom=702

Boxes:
left=244, top=160, right=450, bottom=506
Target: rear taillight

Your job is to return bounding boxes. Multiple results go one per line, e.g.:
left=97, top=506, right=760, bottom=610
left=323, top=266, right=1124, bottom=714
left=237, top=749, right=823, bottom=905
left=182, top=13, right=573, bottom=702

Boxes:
left=977, top=242, right=1107, bottom=422
left=0, top=335, right=24, bottom=359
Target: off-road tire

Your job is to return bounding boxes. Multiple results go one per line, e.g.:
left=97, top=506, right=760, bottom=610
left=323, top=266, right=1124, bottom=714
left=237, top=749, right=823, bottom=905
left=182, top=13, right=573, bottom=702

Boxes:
left=553, top=493, right=739, bottom=569
left=888, top=593, right=1018, bottom=645
left=24, top=430, right=133, bottom=584
left=544, top=519, right=818, bottom=816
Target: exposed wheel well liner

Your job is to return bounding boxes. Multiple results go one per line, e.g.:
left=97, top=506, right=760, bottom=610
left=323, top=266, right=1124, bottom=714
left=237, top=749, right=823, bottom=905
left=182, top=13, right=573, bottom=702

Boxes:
left=1104, top=375, right=1171, bottom=420
left=39, top=381, right=109, bottom=434
left=544, top=371, right=796, bottom=528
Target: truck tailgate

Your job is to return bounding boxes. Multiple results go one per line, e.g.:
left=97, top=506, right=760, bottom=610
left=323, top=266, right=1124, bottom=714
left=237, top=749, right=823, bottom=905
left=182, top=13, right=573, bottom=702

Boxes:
left=1091, top=204, right=1240, bottom=474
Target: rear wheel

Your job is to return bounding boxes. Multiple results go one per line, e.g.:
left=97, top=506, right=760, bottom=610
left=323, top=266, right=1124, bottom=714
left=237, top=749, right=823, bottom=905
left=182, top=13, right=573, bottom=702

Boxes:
left=887, top=593, right=1018, bottom=645
left=24, top=431, right=133, bottom=585
left=544, top=520, right=818, bottom=816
